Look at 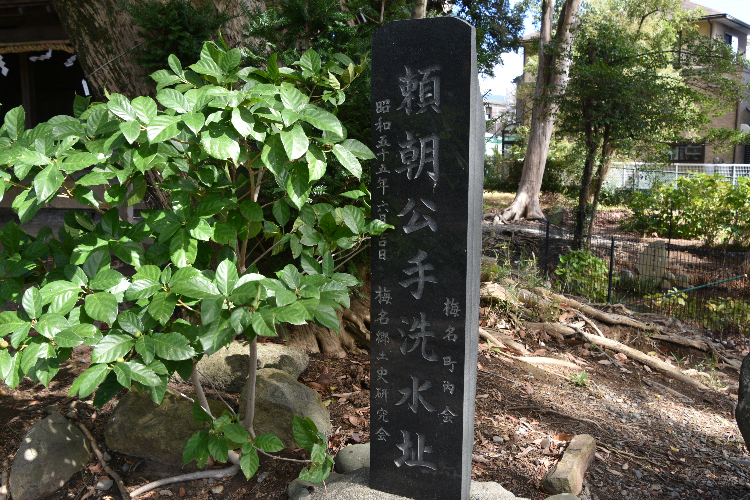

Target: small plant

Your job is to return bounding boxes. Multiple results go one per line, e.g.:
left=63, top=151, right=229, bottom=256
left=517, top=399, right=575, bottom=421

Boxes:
left=670, top=350, right=688, bottom=366
left=568, top=370, right=590, bottom=388
left=697, top=353, right=720, bottom=372
left=554, top=249, right=611, bottom=302
left=707, top=297, right=750, bottom=336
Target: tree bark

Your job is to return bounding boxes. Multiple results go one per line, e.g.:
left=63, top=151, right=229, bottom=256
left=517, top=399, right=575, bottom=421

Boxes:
left=501, top=0, right=582, bottom=221
left=411, top=0, right=427, bottom=19
left=209, top=0, right=266, bottom=49
left=51, top=0, right=153, bottom=100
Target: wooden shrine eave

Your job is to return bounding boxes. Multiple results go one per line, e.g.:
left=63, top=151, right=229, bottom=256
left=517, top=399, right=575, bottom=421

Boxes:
left=0, top=1, right=69, bottom=50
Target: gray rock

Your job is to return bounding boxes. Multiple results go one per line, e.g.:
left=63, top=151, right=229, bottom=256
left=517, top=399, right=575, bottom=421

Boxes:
left=95, top=479, right=113, bottom=491
left=257, top=343, right=309, bottom=378
left=288, top=468, right=528, bottom=500
left=104, top=389, right=225, bottom=468
left=735, top=354, right=750, bottom=450
left=545, top=495, right=580, bottom=500
left=175, top=341, right=309, bottom=393
left=335, top=443, right=370, bottom=473
left=241, top=368, right=331, bottom=448
left=10, top=412, right=91, bottom=500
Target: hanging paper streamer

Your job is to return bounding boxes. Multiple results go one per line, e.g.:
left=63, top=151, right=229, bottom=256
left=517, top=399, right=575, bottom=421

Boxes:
left=29, top=49, right=52, bottom=62
left=81, top=79, right=90, bottom=96
left=0, top=55, right=7, bottom=77
left=64, top=55, right=77, bottom=67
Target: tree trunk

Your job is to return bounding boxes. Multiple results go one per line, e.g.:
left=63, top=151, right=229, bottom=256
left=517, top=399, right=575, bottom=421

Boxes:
left=211, top=0, right=265, bottom=49
left=411, top=0, right=427, bottom=19
left=51, top=0, right=153, bottom=100
left=501, top=0, right=582, bottom=221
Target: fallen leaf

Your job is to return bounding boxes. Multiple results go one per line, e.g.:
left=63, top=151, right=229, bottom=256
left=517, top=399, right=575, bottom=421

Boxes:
left=308, top=381, right=327, bottom=392
left=644, top=365, right=653, bottom=373
left=614, top=352, right=628, bottom=363
left=88, top=464, right=102, bottom=473
left=159, top=490, right=173, bottom=496
left=607, top=468, right=623, bottom=476
left=472, top=454, right=490, bottom=464
left=554, top=433, right=574, bottom=442
left=515, top=445, right=535, bottom=458
left=352, top=432, right=361, bottom=443
left=622, top=463, right=629, bottom=470
left=476, top=394, right=489, bottom=399
left=179, top=488, right=186, bottom=497
left=620, top=367, right=633, bottom=374
left=348, top=415, right=359, bottom=426
left=598, top=360, right=612, bottom=365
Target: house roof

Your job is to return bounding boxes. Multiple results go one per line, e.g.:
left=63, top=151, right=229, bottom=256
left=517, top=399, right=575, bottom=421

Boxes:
left=520, top=0, right=750, bottom=44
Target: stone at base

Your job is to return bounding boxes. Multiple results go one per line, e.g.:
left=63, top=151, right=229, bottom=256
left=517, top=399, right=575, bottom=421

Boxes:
left=288, top=468, right=529, bottom=500
left=334, top=443, right=370, bottom=473
left=544, top=495, right=580, bottom=500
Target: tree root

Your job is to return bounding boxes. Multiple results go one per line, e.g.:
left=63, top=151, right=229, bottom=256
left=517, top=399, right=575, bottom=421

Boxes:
left=574, top=329, right=710, bottom=391
left=129, top=462, right=241, bottom=499
left=642, top=378, right=693, bottom=403
left=479, top=327, right=529, bottom=355
left=74, top=420, right=130, bottom=500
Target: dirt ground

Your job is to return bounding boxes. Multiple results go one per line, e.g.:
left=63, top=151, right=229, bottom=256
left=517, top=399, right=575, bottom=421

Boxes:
left=2, top=303, right=749, bottom=500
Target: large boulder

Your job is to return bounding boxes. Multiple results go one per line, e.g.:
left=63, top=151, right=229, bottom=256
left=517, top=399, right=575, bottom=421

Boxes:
left=735, top=354, right=750, bottom=449
left=176, top=341, right=309, bottom=393
left=10, top=412, right=91, bottom=500
left=104, top=390, right=225, bottom=468
left=241, top=368, right=331, bottom=448
left=335, top=443, right=370, bottom=473
left=257, top=343, right=309, bottom=378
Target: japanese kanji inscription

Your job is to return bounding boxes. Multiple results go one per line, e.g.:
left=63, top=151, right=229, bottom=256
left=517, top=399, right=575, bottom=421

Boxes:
left=370, top=17, right=483, bottom=500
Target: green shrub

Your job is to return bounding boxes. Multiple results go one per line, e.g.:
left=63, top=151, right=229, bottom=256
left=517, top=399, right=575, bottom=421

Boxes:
left=0, top=42, right=384, bottom=483
left=554, top=249, right=611, bottom=302
left=621, top=174, right=750, bottom=247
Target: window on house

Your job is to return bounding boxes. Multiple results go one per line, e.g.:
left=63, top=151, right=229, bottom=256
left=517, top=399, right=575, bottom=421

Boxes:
left=669, top=144, right=705, bottom=163
left=724, top=33, right=739, bottom=52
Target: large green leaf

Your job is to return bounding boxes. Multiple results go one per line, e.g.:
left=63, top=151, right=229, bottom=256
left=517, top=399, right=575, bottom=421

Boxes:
left=182, top=111, right=205, bottom=135
left=147, top=116, right=181, bottom=143
left=92, top=333, right=135, bottom=363
left=111, top=239, right=145, bottom=267
left=90, top=269, right=127, bottom=291
left=171, top=274, right=220, bottom=298
left=125, top=279, right=162, bottom=300
left=253, top=433, right=284, bottom=452
left=0, top=350, right=22, bottom=388
left=69, top=363, right=109, bottom=398
left=342, top=205, right=365, bottom=233
left=305, top=144, right=326, bottom=182
left=156, top=89, right=191, bottom=114
left=151, top=332, right=195, bottom=360
left=4, top=106, right=25, bottom=140
left=108, top=93, right=138, bottom=121
left=261, top=134, right=288, bottom=176
left=169, top=229, right=198, bottom=267
left=35, top=313, right=70, bottom=339
left=34, top=164, right=63, bottom=202
left=332, top=144, right=361, bottom=178
left=131, top=96, right=157, bottom=124
left=202, top=126, right=240, bottom=162
left=125, top=360, right=162, bottom=386
left=0, top=311, right=28, bottom=335
left=240, top=444, right=260, bottom=479
left=201, top=294, right=224, bottom=325
left=84, top=292, right=119, bottom=325
left=216, top=260, right=239, bottom=295
left=120, top=121, right=142, bottom=144
left=280, top=86, right=309, bottom=112
left=61, top=152, right=101, bottom=173
left=148, top=291, right=178, bottom=325
left=231, top=107, right=264, bottom=140
left=183, top=430, right=210, bottom=465
left=340, top=139, right=376, bottom=160
left=22, top=287, right=43, bottom=319
left=300, top=107, right=342, bottom=136
left=134, top=335, right=156, bottom=365
left=280, top=123, right=309, bottom=160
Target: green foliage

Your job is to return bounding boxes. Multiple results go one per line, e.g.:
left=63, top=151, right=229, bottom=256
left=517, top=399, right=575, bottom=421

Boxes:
left=707, top=297, right=750, bottom=336
left=0, top=42, right=386, bottom=484
left=122, top=0, right=234, bottom=72
left=621, top=174, right=750, bottom=247
left=554, top=249, right=611, bottom=302
left=568, top=370, right=590, bottom=388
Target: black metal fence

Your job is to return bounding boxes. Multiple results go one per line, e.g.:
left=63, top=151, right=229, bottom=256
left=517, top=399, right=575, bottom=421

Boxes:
left=488, top=220, right=750, bottom=337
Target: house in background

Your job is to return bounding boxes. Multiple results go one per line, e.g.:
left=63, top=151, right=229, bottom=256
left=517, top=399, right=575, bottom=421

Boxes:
left=517, top=0, right=750, bottom=165
left=484, top=94, right=520, bottom=156
left=0, top=0, right=87, bottom=128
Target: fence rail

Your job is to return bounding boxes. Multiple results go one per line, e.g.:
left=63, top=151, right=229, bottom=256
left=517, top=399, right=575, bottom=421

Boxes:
left=490, top=220, right=750, bottom=337
left=605, top=162, right=750, bottom=190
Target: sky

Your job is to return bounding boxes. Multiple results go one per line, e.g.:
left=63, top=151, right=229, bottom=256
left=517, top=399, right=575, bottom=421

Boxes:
left=479, top=0, right=750, bottom=100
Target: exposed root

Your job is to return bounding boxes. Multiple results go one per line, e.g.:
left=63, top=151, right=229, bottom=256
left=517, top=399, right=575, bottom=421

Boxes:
left=74, top=420, right=130, bottom=500
left=479, top=327, right=529, bottom=355
left=129, top=463, right=241, bottom=499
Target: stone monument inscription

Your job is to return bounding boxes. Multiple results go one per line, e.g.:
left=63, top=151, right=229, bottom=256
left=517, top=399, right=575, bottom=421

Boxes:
left=370, top=17, right=483, bottom=500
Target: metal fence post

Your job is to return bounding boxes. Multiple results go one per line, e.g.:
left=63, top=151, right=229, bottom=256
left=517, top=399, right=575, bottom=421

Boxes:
left=607, top=236, right=615, bottom=304
left=544, top=219, right=550, bottom=279
left=732, top=164, right=737, bottom=186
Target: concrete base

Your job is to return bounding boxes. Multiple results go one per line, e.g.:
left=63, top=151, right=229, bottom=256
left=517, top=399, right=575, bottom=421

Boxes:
left=288, top=468, right=530, bottom=500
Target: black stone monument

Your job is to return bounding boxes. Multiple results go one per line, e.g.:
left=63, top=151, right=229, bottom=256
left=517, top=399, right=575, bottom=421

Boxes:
left=369, top=17, right=483, bottom=500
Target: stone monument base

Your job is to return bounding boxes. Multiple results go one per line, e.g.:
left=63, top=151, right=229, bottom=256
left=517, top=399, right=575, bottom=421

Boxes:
left=288, top=468, right=530, bottom=500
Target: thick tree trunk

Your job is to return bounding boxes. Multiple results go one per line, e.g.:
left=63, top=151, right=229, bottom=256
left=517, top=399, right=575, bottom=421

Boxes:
left=411, top=0, right=427, bottom=19
left=210, top=0, right=266, bottom=49
left=51, top=0, right=153, bottom=100
left=501, top=0, right=582, bottom=222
